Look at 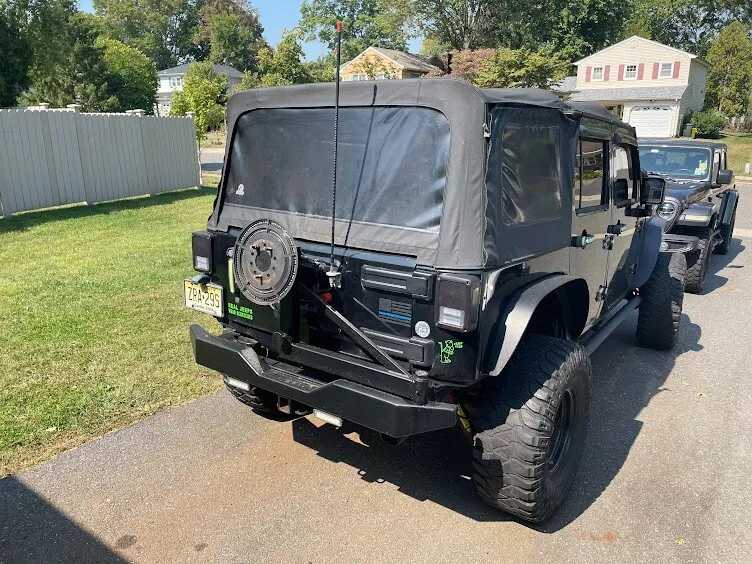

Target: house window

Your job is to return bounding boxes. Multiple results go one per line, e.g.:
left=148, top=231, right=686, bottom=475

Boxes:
left=349, top=74, right=368, bottom=81
left=169, top=76, right=183, bottom=88
left=624, top=64, right=638, bottom=80
left=591, top=66, right=604, bottom=81
left=659, top=62, right=674, bottom=78
left=376, top=73, right=386, bottom=79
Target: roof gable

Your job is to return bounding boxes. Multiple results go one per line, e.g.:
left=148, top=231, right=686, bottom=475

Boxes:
left=339, top=46, right=439, bottom=73
left=574, top=36, right=702, bottom=66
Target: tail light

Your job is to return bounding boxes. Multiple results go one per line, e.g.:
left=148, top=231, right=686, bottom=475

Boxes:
left=436, top=274, right=481, bottom=332
left=192, top=231, right=214, bottom=273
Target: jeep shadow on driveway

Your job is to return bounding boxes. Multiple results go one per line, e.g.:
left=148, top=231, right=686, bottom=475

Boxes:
left=185, top=79, right=689, bottom=523
left=639, top=139, right=739, bottom=294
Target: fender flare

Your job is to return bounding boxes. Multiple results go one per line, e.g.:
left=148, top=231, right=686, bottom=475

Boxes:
left=720, top=189, right=738, bottom=226
left=633, top=220, right=663, bottom=289
left=486, top=275, right=588, bottom=377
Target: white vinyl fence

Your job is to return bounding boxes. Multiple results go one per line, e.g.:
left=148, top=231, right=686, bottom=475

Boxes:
left=0, top=107, right=200, bottom=217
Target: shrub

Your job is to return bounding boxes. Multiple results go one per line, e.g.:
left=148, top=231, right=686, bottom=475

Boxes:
left=691, top=109, right=727, bottom=139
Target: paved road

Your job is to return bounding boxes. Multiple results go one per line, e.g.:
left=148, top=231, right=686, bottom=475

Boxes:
left=199, top=148, right=224, bottom=173
left=2, top=190, right=752, bottom=564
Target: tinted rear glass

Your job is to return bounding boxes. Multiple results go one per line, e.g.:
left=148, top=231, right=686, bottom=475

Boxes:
left=224, top=107, right=450, bottom=232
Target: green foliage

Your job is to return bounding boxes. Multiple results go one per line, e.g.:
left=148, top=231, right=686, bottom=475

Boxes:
left=706, top=22, right=752, bottom=118
left=626, top=0, right=752, bottom=58
left=93, top=0, right=200, bottom=70
left=304, top=58, right=337, bottom=82
left=690, top=109, right=727, bottom=139
left=98, top=38, right=158, bottom=113
left=170, top=62, right=227, bottom=142
left=197, top=0, right=267, bottom=71
left=239, top=31, right=314, bottom=88
left=419, top=34, right=451, bottom=56
left=475, top=47, right=569, bottom=89
left=299, top=0, right=409, bottom=62
left=23, top=11, right=118, bottom=111
left=550, top=0, right=630, bottom=60
left=0, top=6, right=32, bottom=106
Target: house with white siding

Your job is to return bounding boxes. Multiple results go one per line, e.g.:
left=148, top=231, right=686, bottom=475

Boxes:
left=568, top=36, right=710, bottom=138
left=156, top=63, right=243, bottom=115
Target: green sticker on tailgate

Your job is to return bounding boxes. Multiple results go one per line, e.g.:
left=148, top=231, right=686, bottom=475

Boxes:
left=228, top=302, right=253, bottom=320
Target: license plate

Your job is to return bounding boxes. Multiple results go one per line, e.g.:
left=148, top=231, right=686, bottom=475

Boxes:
left=184, top=280, right=224, bottom=317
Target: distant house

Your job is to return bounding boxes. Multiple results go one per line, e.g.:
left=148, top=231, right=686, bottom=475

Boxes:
left=567, top=36, right=710, bottom=138
left=156, top=63, right=243, bottom=115
left=339, top=47, right=443, bottom=81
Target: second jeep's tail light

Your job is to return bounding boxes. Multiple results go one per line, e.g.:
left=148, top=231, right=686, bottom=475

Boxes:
left=192, top=231, right=214, bottom=273
left=436, top=273, right=481, bottom=332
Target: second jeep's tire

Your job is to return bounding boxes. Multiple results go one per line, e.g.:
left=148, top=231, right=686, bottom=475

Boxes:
left=684, top=225, right=712, bottom=294
left=471, top=335, right=592, bottom=523
left=226, top=381, right=279, bottom=413
left=636, top=252, right=686, bottom=350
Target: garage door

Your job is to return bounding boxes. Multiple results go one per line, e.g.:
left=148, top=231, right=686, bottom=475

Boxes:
left=628, top=105, right=675, bottom=138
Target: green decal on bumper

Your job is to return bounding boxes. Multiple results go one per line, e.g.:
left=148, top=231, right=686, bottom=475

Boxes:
left=228, top=302, right=253, bottom=320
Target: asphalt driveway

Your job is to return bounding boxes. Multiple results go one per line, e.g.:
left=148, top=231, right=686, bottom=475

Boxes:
left=2, top=190, right=751, bottom=564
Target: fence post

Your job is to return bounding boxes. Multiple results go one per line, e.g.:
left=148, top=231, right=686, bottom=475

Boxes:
left=66, top=104, right=82, bottom=113
left=187, top=111, right=201, bottom=187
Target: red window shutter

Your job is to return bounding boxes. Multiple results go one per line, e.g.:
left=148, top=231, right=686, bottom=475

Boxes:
left=652, top=62, right=659, bottom=79
left=637, top=63, right=645, bottom=80
left=585, top=66, right=592, bottom=82
left=604, top=65, right=611, bottom=81
left=673, top=60, right=681, bottom=78
left=618, top=64, right=624, bottom=80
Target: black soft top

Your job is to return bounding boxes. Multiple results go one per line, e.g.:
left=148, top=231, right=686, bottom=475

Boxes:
left=212, top=79, right=636, bottom=268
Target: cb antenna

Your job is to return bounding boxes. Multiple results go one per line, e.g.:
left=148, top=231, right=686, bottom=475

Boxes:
left=327, top=19, right=343, bottom=289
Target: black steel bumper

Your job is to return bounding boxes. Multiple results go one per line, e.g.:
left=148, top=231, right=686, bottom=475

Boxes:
left=190, top=325, right=457, bottom=437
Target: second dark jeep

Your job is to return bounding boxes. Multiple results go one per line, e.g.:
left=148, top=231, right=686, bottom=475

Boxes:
left=639, top=139, right=739, bottom=293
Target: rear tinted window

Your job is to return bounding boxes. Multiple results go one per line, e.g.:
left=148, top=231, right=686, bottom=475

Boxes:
left=495, top=124, right=562, bottom=225
left=224, top=107, right=450, bottom=232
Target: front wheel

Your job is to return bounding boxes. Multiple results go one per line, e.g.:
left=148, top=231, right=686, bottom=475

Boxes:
left=470, top=335, right=592, bottom=523
left=684, top=225, right=712, bottom=294
left=714, top=205, right=737, bottom=255
left=637, top=252, right=686, bottom=350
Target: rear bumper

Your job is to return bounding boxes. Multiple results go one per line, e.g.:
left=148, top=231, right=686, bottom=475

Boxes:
left=190, top=325, right=457, bottom=437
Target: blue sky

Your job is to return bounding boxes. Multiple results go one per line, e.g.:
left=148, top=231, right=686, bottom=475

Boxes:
left=78, top=0, right=420, bottom=61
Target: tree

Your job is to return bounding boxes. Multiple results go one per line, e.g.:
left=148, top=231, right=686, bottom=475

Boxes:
left=0, top=6, right=32, bottom=106
left=475, top=48, right=569, bottom=89
left=626, top=0, right=752, bottom=57
left=23, top=11, right=118, bottom=111
left=705, top=22, right=752, bottom=118
left=240, top=31, right=312, bottom=88
left=304, top=58, right=337, bottom=82
left=98, top=38, right=159, bottom=113
left=299, top=0, right=409, bottom=62
left=550, top=0, right=630, bottom=60
left=93, top=0, right=200, bottom=70
left=195, top=0, right=266, bottom=71
left=170, top=61, right=227, bottom=142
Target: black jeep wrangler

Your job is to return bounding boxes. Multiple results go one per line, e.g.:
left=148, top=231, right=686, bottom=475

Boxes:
left=639, top=139, right=738, bottom=293
left=185, top=80, right=687, bottom=523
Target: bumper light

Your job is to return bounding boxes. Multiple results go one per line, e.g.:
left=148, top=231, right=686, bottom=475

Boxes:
left=438, top=306, right=465, bottom=328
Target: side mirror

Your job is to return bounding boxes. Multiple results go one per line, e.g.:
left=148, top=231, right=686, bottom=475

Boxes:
left=614, top=178, right=629, bottom=202
left=717, top=169, right=733, bottom=185
left=642, top=176, right=665, bottom=205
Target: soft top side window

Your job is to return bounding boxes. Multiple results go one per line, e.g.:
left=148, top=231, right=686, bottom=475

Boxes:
left=575, top=138, right=608, bottom=213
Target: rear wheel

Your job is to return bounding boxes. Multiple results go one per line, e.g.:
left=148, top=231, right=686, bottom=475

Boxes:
left=684, top=225, right=712, bottom=294
left=470, top=335, right=591, bottom=523
left=714, top=206, right=736, bottom=255
left=637, top=252, right=686, bottom=350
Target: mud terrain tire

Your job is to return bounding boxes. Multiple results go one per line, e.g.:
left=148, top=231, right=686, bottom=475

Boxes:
left=637, top=252, right=686, bottom=350
left=471, top=335, right=592, bottom=523
left=684, top=226, right=712, bottom=294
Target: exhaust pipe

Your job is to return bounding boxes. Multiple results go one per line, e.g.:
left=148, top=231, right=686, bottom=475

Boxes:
left=379, top=433, right=408, bottom=446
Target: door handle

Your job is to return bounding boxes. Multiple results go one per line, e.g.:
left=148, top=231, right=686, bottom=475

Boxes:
left=571, top=233, right=596, bottom=248
left=607, top=222, right=627, bottom=235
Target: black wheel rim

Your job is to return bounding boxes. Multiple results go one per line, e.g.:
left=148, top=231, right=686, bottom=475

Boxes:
left=548, top=389, right=575, bottom=474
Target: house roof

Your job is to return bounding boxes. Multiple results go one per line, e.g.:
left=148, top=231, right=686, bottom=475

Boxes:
left=339, top=47, right=440, bottom=73
left=574, top=36, right=710, bottom=67
left=569, top=85, right=688, bottom=102
left=553, top=76, right=578, bottom=93
left=157, top=63, right=243, bottom=78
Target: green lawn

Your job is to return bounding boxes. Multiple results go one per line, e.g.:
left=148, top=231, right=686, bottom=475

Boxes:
left=0, top=184, right=224, bottom=475
left=719, top=132, right=752, bottom=176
